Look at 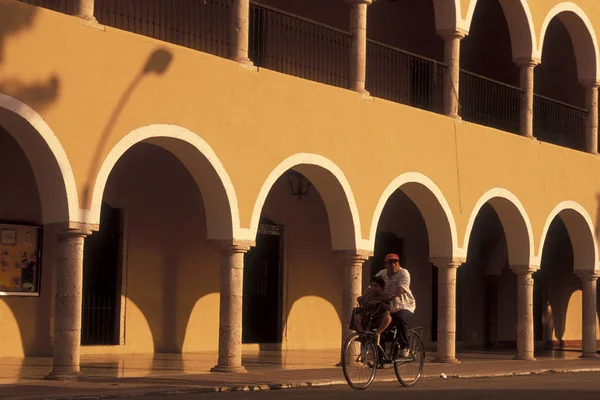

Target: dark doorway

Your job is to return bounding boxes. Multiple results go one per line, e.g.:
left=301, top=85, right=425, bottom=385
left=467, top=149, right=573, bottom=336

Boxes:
left=243, top=218, right=283, bottom=344
left=81, top=202, right=123, bottom=345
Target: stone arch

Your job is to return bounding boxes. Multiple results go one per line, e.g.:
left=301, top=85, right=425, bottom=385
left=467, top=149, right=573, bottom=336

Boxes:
left=0, top=92, right=78, bottom=224
left=90, top=124, right=240, bottom=241
left=538, top=201, right=598, bottom=272
left=462, top=188, right=535, bottom=267
left=539, top=2, right=599, bottom=82
left=369, top=172, right=458, bottom=259
left=250, top=153, right=363, bottom=251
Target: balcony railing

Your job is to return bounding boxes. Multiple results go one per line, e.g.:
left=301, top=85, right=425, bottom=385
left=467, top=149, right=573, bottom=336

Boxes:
left=366, top=40, right=445, bottom=114
left=533, top=95, right=587, bottom=151
left=249, top=3, right=350, bottom=89
left=18, top=0, right=76, bottom=13
left=95, top=0, right=230, bottom=58
left=15, top=0, right=593, bottom=153
left=460, top=71, right=522, bottom=135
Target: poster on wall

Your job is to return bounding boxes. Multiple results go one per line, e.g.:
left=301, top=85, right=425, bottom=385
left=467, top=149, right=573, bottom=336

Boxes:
left=0, top=223, right=41, bottom=296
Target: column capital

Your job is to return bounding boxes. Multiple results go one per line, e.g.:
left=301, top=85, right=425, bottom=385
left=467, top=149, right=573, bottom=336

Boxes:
left=48, top=222, right=95, bottom=238
left=510, top=265, right=538, bottom=276
left=576, top=270, right=600, bottom=281
left=335, top=249, right=373, bottom=264
left=514, top=57, right=540, bottom=68
left=438, top=29, right=467, bottom=41
left=209, top=239, right=255, bottom=253
left=430, top=257, right=465, bottom=269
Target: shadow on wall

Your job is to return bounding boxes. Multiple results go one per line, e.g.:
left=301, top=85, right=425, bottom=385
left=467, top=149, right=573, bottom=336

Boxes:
left=0, top=3, right=59, bottom=110
left=81, top=48, right=173, bottom=209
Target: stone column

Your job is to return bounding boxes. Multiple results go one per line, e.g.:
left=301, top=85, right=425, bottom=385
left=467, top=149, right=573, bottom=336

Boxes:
left=346, top=0, right=371, bottom=94
left=577, top=271, right=599, bottom=358
left=74, top=0, right=96, bottom=22
left=211, top=242, right=251, bottom=373
left=583, top=81, right=599, bottom=154
left=46, top=226, right=91, bottom=380
left=440, top=30, right=466, bottom=119
left=511, top=265, right=536, bottom=361
left=339, top=252, right=369, bottom=345
left=229, top=0, right=252, bottom=65
left=516, top=59, right=539, bottom=138
left=431, top=257, right=463, bottom=363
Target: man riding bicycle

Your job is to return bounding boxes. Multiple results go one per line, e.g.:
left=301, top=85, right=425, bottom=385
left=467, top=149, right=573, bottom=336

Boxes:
left=372, top=253, right=416, bottom=359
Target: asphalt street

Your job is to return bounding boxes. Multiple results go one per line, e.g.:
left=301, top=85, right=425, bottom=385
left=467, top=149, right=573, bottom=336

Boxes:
left=137, top=372, right=600, bottom=400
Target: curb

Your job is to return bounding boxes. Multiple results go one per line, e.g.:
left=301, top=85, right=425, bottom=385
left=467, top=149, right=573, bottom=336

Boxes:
left=20, top=367, right=600, bottom=400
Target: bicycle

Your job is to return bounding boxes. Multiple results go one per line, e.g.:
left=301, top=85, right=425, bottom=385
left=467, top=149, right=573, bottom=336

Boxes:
left=341, top=301, right=425, bottom=390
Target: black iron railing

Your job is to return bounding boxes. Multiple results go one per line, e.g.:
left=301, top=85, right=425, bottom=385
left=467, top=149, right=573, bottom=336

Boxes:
left=17, top=0, right=76, bottom=13
left=249, top=3, right=351, bottom=88
left=81, top=293, right=119, bottom=345
left=95, top=0, right=230, bottom=58
left=366, top=40, right=445, bottom=114
left=460, top=71, right=522, bottom=134
left=17, top=0, right=592, bottom=153
left=533, top=95, right=587, bottom=151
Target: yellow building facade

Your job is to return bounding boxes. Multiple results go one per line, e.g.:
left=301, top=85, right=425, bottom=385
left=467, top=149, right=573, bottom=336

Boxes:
left=0, top=0, right=599, bottom=379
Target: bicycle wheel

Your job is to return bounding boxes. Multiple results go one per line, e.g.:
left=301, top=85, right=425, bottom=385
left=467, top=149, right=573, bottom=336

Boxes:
left=342, top=331, right=378, bottom=390
left=394, top=332, right=425, bottom=387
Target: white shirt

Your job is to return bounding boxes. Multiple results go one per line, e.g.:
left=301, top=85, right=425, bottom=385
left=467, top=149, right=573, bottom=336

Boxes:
left=376, top=268, right=416, bottom=313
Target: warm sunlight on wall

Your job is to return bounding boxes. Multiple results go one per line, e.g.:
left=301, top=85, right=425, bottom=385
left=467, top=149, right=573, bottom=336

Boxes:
left=0, top=301, right=24, bottom=357
left=284, top=296, right=340, bottom=350
left=182, top=293, right=220, bottom=352
left=123, top=298, right=155, bottom=353
left=560, top=290, right=600, bottom=341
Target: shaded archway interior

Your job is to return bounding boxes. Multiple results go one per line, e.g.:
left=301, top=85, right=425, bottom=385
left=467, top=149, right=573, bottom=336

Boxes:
left=94, top=142, right=221, bottom=353
left=0, top=108, right=70, bottom=224
left=251, top=170, right=342, bottom=350
left=0, top=125, right=54, bottom=357
left=459, top=203, right=516, bottom=350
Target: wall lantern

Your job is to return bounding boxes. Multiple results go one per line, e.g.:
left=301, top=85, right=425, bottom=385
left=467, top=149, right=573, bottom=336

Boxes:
left=287, top=170, right=311, bottom=199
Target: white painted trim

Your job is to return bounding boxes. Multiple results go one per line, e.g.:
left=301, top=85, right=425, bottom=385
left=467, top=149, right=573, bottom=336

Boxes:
left=0, top=93, right=80, bottom=223
left=460, top=0, right=539, bottom=59
left=369, top=172, right=458, bottom=258
left=461, top=188, right=536, bottom=266
left=537, top=201, right=599, bottom=271
left=248, top=153, right=365, bottom=251
left=89, top=124, right=241, bottom=237
left=538, top=2, right=600, bottom=81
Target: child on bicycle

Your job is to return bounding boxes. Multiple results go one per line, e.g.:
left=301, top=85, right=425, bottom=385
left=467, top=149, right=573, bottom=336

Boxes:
left=354, top=276, right=392, bottom=342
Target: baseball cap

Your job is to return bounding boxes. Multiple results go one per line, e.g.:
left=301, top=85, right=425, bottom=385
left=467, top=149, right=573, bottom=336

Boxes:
left=384, top=253, right=400, bottom=262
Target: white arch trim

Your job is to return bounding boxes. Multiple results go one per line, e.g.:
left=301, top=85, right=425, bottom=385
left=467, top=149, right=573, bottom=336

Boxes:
left=249, top=153, right=366, bottom=251
left=460, top=0, right=539, bottom=60
left=461, top=188, right=536, bottom=266
left=89, top=124, right=242, bottom=237
left=0, top=92, right=80, bottom=223
left=369, top=172, right=459, bottom=258
left=538, top=201, right=599, bottom=272
left=539, top=2, right=600, bottom=81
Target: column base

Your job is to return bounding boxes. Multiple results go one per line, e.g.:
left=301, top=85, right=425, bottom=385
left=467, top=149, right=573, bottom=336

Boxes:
left=44, top=371, right=82, bottom=381
left=431, top=357, right=461, bottom=364
left=210, top=365, right=248, bottom=373
left=579, top=352, right=599, bottom=359
left=513, top=355, right=536, bottom=361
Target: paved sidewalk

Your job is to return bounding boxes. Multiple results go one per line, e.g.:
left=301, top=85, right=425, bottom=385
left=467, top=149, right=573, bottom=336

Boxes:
left=1, top=351, right=599, bottom=400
